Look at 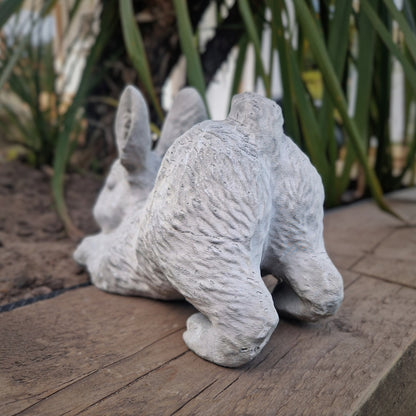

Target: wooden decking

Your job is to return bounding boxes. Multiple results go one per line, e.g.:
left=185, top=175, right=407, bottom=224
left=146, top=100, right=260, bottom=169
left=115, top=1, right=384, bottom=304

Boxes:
left=1, top=189, right=415, bottom=416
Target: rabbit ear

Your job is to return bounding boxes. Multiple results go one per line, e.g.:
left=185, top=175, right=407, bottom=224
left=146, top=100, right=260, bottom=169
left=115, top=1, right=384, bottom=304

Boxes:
left=156, top=87, right=207, bottom=157
left=115, top=85, right=152, bottom=171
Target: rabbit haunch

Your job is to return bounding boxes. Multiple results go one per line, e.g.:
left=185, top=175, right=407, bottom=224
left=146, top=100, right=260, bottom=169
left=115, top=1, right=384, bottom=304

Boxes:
left=74, top=89, right=343, bottom=367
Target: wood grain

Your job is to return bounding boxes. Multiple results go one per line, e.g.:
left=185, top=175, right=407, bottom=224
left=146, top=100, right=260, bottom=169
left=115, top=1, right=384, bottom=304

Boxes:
left=1, top=189, right=415, bottom=415
left=323, top=187, right=416, bottom=261
left=353, top=255, right=416, bottom=288
left=0, top=288, right=194, bottom=415
left=76, top=277, right=416, bottom=416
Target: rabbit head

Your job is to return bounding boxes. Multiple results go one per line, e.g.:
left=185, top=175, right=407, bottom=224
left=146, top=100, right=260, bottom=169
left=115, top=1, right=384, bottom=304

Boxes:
left=92, top=85, right=208, bottom=234
left=75, top=85, right=208, bottom=275
left=93, top=86, right=157, bottom=233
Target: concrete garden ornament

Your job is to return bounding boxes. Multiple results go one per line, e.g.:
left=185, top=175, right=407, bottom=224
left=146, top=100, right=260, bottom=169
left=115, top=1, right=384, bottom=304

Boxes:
left=74, top=86, right=344, bottom=367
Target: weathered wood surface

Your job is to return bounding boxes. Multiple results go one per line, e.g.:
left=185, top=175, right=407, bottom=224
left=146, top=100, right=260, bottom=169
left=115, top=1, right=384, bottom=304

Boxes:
left=1, top=189, right=415, bottom=416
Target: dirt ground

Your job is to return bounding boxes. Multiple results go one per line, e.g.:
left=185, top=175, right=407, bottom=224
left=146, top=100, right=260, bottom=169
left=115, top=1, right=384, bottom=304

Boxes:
left=0, top=161, right=102, bottom=307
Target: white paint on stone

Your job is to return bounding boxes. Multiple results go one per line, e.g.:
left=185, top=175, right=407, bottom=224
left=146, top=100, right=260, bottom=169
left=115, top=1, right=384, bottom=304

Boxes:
left=74, top=88, right=343, bottom=367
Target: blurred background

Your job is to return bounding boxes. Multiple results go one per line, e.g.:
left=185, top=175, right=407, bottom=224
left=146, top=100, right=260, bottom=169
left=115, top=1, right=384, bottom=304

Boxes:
left=0, top=0, right=415, bottom=232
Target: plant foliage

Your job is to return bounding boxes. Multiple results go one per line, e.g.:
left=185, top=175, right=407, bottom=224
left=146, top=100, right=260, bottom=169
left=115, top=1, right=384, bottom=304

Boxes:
left=117, top=0, right=416, bottom=216
left=0, top=0, right=115, bottom=236
left=1, top=0, right=415, bottom=232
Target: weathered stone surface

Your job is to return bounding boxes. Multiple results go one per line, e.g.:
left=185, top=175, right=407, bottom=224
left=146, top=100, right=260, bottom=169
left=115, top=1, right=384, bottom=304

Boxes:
left=74, top=90, right=343, bottom=367
left=83, top=85, right=207, bottom=235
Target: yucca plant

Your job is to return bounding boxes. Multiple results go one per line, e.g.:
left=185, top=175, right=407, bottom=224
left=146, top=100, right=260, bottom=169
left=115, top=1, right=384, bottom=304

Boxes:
left=0, top=0, right=117, bottom=237
left=143, top=0, right=415, bottom=217
left=0, top=32, right=81, bottom=168
left=1, top=0, right=415, bottom=233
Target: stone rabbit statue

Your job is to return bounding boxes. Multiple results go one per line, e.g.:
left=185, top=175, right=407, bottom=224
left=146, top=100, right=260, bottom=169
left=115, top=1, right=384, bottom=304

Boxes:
left=75, top=90, right=343, bottom=368
left=74, top=85, right=207, bottom=297
left=91, top=85, right=208, bottom=233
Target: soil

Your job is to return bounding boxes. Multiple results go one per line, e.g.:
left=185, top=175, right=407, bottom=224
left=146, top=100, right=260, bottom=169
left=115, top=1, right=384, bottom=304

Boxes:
left=0, top=161, right=102, bottom=307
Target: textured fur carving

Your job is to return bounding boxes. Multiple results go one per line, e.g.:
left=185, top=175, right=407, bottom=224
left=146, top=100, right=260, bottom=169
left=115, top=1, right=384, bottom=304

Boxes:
left=74, top=85, right=207, bottom=298
left=74, top=91, right=343, bottom=367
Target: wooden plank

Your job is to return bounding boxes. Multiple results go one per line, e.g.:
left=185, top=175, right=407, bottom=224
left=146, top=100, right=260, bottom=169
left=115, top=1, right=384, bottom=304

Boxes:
left=384, top=187, right=416, bottom=221
left=0, top=189, right=414, bottom=416
left=372, top=227, right=416, bottom=261
left=326, top=249, right=363, bottom=271
left=174, top=277, right=416, bottom=416
left=355, top=341, right=416, bottom=416
left=351, top=224, right=416, bottom=288
left=14, top=332, right=189, bottom=416
left=0, top=287, right=194, bottom=415
left=65, top=276, right=416, bottom=416
left=323, top=202, right=399, bottom=258
left=323, top=189, right=416, bottom=262
left=353, top=255, right=416, bottom=289
left=1, top=271, right=362, bottom=416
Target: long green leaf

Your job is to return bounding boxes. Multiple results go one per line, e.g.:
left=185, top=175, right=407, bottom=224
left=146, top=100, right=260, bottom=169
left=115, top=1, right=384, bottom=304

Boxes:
left=268, top=6, right=276, bottom=82
left=172, top=0, right=208, bottom=110
left=39, top=0, right=59, bottom=17
left=52, top=0, right=118, bottom=237
left=319, top=1, right=353, bottom=205
left=382, top=0, right=416, bottom=63
left=272, top=1, right=301, bottom=145
left=319, top=0, right=352, bottom=128
left=403, top=0, right=416, bottom=33
left=253, top=4, right=267, bottom=91
left=0, top=0, right=57, bottom=89
left=68, top=0, right=83, bottom=24
left=362, top=0, right=416, bottom=94
left=1, top=102, right=34, bottom=148
left=0, top=34, right=28, bottom=89
left=288, top=47, right=330, bottom=189
left=293, top=0, right=401, bottom=219
left=373, top=9, right=395, bottom=189
left=0, top=0, right=24, bottom=28
left=354, top=0, right=377, bottom=142
left=271, top=2, right=329, bottom=184
left=229, top=35, right=249, bottom=111
left=238, top=0, right=271, bottom=96
left=119, top=0, right=164, bottom=121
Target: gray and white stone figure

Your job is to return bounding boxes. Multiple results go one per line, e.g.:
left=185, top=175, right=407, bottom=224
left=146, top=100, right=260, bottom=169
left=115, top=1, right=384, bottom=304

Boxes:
left=74, top=86, right=343, bottom=367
